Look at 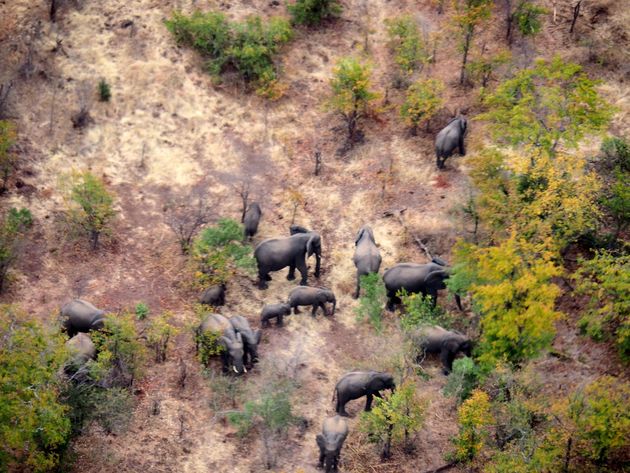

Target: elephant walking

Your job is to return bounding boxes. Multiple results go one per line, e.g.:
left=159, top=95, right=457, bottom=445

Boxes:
left=316, top=415, right=349, bottom=472
left=288, top=286, right=336, bottom=317
left=383, top=259, right=461, bottom=311
left=260, top=303, right=292, bottom=327
left=229, top=315, right=261, bottom=367
left=243, top=202, right=262, bottom=241
left=60, top=299, right=106, bottom=337
left=333, top=371, right=395, bottom=416
left=414, top=325, right=472, bottom=374
left=254, top=228, right=322, bottom=289
left=199, top=283, right=225, bottom=306
left=352, top=225, right=382, bottom=299
left=435, top=116, right=467, bottom=169
left=197, top=313, right=246, bottom=375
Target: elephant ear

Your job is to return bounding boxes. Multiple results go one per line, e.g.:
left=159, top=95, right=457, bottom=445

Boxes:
left=219, top=336, right=232, bottom=349
left=254, top=329, right=262, bottom=344
left=460, top=117, right=468, bottom=134
left=316, top=434, right=325, bottom=449
left=235, top=332, right=243, bottom=346
left=425, top=270, right=449, bottom=289
left=354, top=227, right=365, bottom=246
left=307, top=234, right=319, bottom=257
left=444, top=338, right=461, bottom=355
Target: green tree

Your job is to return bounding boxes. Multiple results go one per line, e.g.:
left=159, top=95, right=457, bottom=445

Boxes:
left=443, top=357, right=481, bottom=404
left=400, top=78, right=444, bottom=134
left=451, top=0, right=493, bottom=85
left=601, top=169, right=630, bottom=239
left=62, top=171, right=116, bottom=250
left=288, top=0, right=342, bottom=26
left=601, top=136, right=630, bottom=172
left=98, top=79, right=111, bottom=102
left=327, top=57, right=378, bottom=150
left=0, top=208, right=32, bottom=293
left=466, top=49, right=511, bottom=88
left=0, top=305, right=71, bottom=472
left=504, top=0, right=546, bottom=45
left=451, top=389, right=494, bottom=462
left=359, top=380, right=425, bottom=458
left=0, top=120, right=17, bottom=193
left=385, top=15, right=430, bottom=75
left=399, top=290, right=452, bottom=331
left=146, top=311, right=179, bottom=363
left=355, top=273, right=386, bottom=332
left=479, top=58, right=613, bottom=154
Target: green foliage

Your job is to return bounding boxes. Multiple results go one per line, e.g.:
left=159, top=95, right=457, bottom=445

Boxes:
left=193, top=218, right=255, bottom=286
left=135, top=302, right=149, bottom=320
left=207, top=371, right=244, bottom=411
left=479, top=57, right=613, bottom=154
left=601, top=168, right=630, bottom=238
left=359, top=380, right=425, bottom=458
left=287, top=0, right=342, bottom=26
left=400, top=79, right=444, bottom=133
left=146, top=311, right=179, bottom=363
left=0, top=120, right=17, bottom=192
left=443, top=357, right=481, bottom=404
left=385, top=16, right=430, bottom=74
left=514, top=1, right=546, bottom=37
left=575, top=249, right=630, bottom=361
left=466, top=50, right=511, bottom=88
left=601, top=136, right=630, bottom=172
left=355, top=273, right=386, bottom=332
left=196, top=328, right=225, bottom=366
left=165, top=11, right=292, bottom=97
left=62, top=171, right=116, bottom=250
left=449, top=236, right=562, bottom=368
left=399, top=290, right=452, bottom=332
left=0, top=305, right=71, bottom=472
left=450, top=389, right=494, bottom=463
left=327, top=57, right=378, bottom=144
left=451, top=0, right=493, bottom=84
left=97, top=79, right=111, bottom=102
left=0, top=207, right=32, bottom=293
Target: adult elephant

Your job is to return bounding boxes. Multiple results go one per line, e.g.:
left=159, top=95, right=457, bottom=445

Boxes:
left=435, top=116, right=467, bottom=169
left=333, top=371, right=395, bottom=417
left=254, top=229, right=322, bottom=289
left=243, top=202, right=262, bottom=241
left=229, top=315, right=261, bottom=367
left=288, top=286, right=336, bottom=317
left=352, top=225, right=382, bottom=299
left=414, top=325, right=472, bottom=374
left=60, top=299, right=106, bottom=337
left=197, top=313, right=246, bottom=375
left=383, top=259, right=462, bottom=311
left=316, top=415, right=349, bottom=473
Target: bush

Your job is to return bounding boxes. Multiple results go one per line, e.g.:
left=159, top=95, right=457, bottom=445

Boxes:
left=61, top=171, right=116, bottom=250
left=207, top=371, right=244, bottom=411
left=385, top=16, right=429, bottom=75
left=146, top=311, right=179, bottom=363
left=165, top=12, right=292, bottom=97
left=399, top=290, right=452, bottom=332
left=355, top=273, right=386, bottom=332
left=466, top=50, right=511, bottom=88
left=0, top=305, right=71, bottom=472
left=400, top=79, right=444, bottom=134
left=601, top=136, right=630, bottom=172
left=0, top=119, right=17, bottom=192
left=450, top=389, right=494, bottom=463
left=135, top=302, right=149, bottom=320
left=443, top=357, right=480, bottom=404
left=288, top=0, right=342, bottom=26
left=196, top=328, right=225, bottom=366
left=601, top=168, right=630, bottom=239
left=98, top=79, right=111, bottom=102
left=0, top=207, right=32, bottom=293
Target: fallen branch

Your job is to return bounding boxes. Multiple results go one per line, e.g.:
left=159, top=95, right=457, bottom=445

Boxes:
left=422, top=462, right=458, bottom=473
left=383, top=208, right=433, bottom=260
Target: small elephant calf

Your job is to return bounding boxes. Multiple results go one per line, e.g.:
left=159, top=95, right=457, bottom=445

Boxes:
left=316, top=415, right=349, bottom=473
left=261, top=303, right=291, bottom=327
left=289, top=286, right=336, bottom=317
left=416, top=325, right=472, bottom=374
left=199, top=284, right=226, bottom=306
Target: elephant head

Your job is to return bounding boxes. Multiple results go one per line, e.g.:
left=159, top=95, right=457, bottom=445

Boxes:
left=354, top=225, right=375, bottom=246
left=289, top=224, right=310, bottom=235
left=371, top=372, right=396, bottom=393
left=306, top=233, right=321, bottom=258
left=425, top=268, right=463, bottom=311
left=318, top=289, right=336, bottom=315
left=221, top=333, right=246, bottom=374
left=244, top=329, right=262, bottom=363
left=316, top=434, right=342, bottom=473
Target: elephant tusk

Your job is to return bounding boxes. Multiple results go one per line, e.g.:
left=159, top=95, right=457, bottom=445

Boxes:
left=243, top=366, right=248, bottom=373
left=233, top=366, right=238, bottom=374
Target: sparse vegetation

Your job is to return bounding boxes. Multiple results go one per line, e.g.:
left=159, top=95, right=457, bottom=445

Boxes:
left=135, top=302, right=149, bottom=320
left=450, top=389, right=493, bottom=463
left=288, top=0, right=342, bottom=26
left=385, top=15, right=430, bottom=77
left=146, top=311, right=179, bottom=363
left=400, top=78, right=444, bottom=134
left=466, top=49, right=511, bottom=88
left=0, top=207, right=32, bottom=293
left=452, top=0, right=493, bottom=85
left=355, top=273, right=386, bottom=332
left=97, top=79, right=111, bottom=102
left=0, top=120, right=17, bottom=193
left=399, top=290, right=452, bottom=331
left=443, top=357, right=481, bottom=404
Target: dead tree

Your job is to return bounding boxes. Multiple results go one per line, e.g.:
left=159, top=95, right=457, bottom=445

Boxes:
left=0, top=82, right=13, bottom=119
left=569, top=0, right=583, bottom=35
left=71, top=81, right=93, bottom=129
left=383, top=208, right=434, bottom=260
left=314, top=149, right=322, bottom=176
left=164, top=187, right=214, bottom=254
left=234, top=181, right=250, bottom=223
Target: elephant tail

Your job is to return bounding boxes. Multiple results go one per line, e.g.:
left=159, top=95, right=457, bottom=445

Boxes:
left=332, top=386, right=338, bottom=409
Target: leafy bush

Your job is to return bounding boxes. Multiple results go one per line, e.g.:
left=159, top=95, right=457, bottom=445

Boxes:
left=400, top=78, right=444, bottom=134
left=165, top=11, right=292, bottom=97
left=385, top=16, right=430, bottom=75
left=355, top=273, right=386, bottom=332
left=146, top=311, right=179, bottom=363
left=0, top=305, right=71, bottom=472
left=0, top=207, right=32, bottom=293
left=98, top=79, right=111, bottom=102
left=601, top=168, right=630, bottom=239
left=466, top=50, right=511, bottom=88
left=451, top=0, right=493, bottom=84
left=0, top=120, right=17, bottom=192
left=207, top=371, right=244, bottom=411
left=443, top=357, right=481, bottom=404
left=450, top=389, right=493, bottom=463
left=359, top=380, right=426, bottom=458
left=514, top=1, right=546, bottom=37
left=601, top=136, right=630, bottom=172
left=196, top=328, right=225, bottom=366
left=288, top=0, right=342, bottom=26
left=193, top=218, right=255, bottom=286
left=61, top=171, right=116, bottom=250
left=575, top=250, right=630, bottom=361
left=399, top=290, right=452, bottom=332
left=135, top=302, right=149, bottom=320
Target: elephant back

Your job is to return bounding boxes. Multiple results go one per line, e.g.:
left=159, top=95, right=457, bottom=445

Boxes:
left=200, top=313, right=233, bottom=338
left=61, top=299, right=106, bottom=332
left=322, top=415, right=349, bottom=438
left=66, top=333, right=97, bottom=362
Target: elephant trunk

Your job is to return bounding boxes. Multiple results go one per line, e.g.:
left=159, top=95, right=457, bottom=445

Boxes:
left=455, top=294, right=463, bottom=312
left=331, top=298, right=336, bottom=315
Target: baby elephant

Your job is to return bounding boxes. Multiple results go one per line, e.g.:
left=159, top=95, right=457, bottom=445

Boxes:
left=243, top=202, right=262, bottom=240
left=415, top=325, right=472, bottom=374
left=60, top=299, right=106, bottom=337
left=199, top=284, right=226, bottom=306
left=229, top=315, right=262, bottom=366
left=316, top=415, right=349, bottom=473
left=289, top=286, right=336, bottom=317
left=65, top=333, right=96, bottom=374
left=261, top=303, right=291, bottom=327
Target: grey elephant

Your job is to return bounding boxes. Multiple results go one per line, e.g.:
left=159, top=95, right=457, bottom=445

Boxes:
left=229, top=315, right=261, bottom=367
left=65, top=333, right=96, bottom=371
left=316, top=415, right=349, bottom=472
left=289, top=286, right=336, bottom=317
left=333, top=371, right=395, bottom=416
left=352, top=225, right=382, bottom=299
left=261, top=303, right=291, bottom=327
left=243, top=202, right=262, bottom=240
left=435, top=116, right=467, bottom=169
left=254, top=228, right=322, bottom=289
left=197, top=313, right=246, bottom=374
left=60, top=299, right=106, bottom=337
left=199, top=283, right=225, bottom=306
left=383, top=259, right=462, bottom=311
left=414, top=325, right=472, bottom=374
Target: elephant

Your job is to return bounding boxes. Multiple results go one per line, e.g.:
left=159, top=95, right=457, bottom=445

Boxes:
left=316, top=415, right=349, bottom=472
left=383, top=259, right=462, bottom=311
left=254, top=229, right=322, bottom=289
left=261, top=303, right=291, bottom=327
left=414, top=325, right=472, bottom=374
left=352, top=225, right=382, bottom=299
left=243, top=202, right=262, bottom=240
left=288, top=286, right=336, bottom=317
left=60, top=299, right=106, bottom=337
left=199, top=283, right=226, bottom=306
left=333, top=371, right=395, bottom=417
left=65, top=333, right=96, bottom=371
left=197, top=313, right=246, bottom=374
left=435, top=115, right=467, bottom=169
left=229, top=315, right=262, bottom=367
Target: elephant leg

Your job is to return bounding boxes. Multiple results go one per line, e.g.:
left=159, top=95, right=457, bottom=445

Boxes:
left=220, top=351, right=229, bottom=374
left=311, top=303, right=318, bottom=317
left=258, top=270, right=269, bottom=289
left=354, top=274, right=361, bottom=299
left=318, top=449, right=325, bottom=468
left=321, top=302, right=329, bottom=316
left=287, top=263, right=296, bottom=281
left=277, top=314, right=283, bottom=326
left=440, top=348, right=455, bottom=375
left=386, top=290, right=396, bottom=311
left=297, top=258, right=308, bottom=286
left=337, top=394, right=349, bottom=417
left=293, top=305, right=301, bottom=315
left=365, top=393, right=374, bottom=411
